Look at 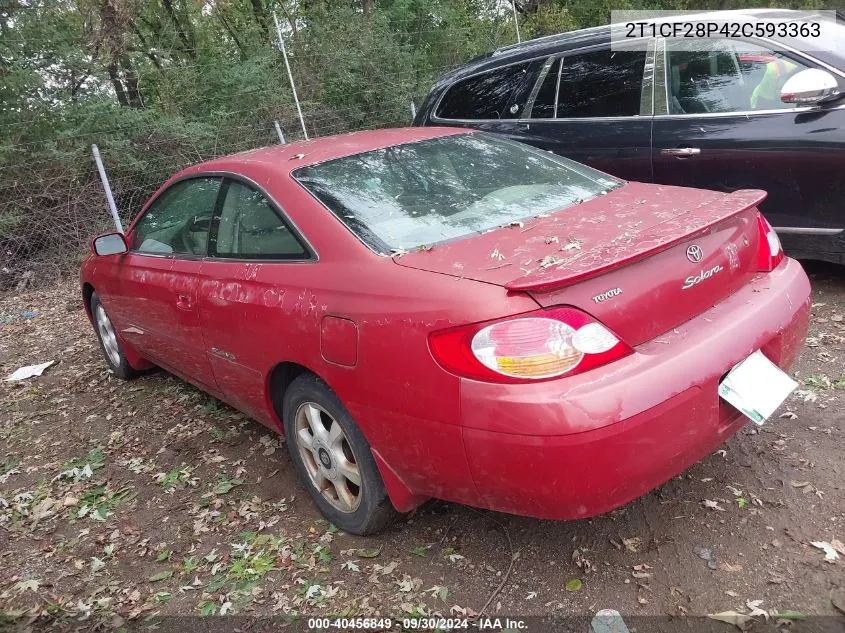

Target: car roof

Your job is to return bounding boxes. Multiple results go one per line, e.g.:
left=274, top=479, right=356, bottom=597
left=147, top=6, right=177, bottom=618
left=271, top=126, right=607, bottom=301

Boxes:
left=433, top=8, right=840, bottom=88
left=182, top=126, right=469, bottom=178
left=491, top=8, right=825, bottom=57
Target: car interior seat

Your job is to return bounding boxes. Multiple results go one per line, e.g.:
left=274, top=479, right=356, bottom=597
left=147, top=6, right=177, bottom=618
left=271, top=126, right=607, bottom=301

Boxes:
left=183, top=216, right=210, bottom=255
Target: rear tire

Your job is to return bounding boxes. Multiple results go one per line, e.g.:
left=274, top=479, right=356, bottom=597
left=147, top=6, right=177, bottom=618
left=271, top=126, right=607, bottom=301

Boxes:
left=283, top=373, right=398, bottom=535
left=90, top=292, right=137, bottom=380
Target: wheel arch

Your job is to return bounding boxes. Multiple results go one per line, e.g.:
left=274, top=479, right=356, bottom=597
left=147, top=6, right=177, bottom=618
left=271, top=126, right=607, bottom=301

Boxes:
left=265, top=360, right=427, bottom=514
left=82, top=282, right=95, bottom=321
left=267, top=361, right=321, bottom=425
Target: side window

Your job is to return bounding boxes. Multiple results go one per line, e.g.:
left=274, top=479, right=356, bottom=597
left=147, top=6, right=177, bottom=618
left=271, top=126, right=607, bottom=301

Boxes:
left=132, top=177, right=221, bottom=256
left=665, top=39, right=812, bottom=114
left=436, top=59, right=544, bottom=120
left=212, top=180, right=307, bottom=259
left=555, top=49, right=647, bottom=118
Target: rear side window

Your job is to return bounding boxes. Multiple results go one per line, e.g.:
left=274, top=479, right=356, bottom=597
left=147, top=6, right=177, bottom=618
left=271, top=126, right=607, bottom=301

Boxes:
left=436, top=60, right=543, bottom=120
left=212, top=180, right=307, bottom=259
left=132, top=177, right=221, bottom=257
left=556, top=49, right=647, bottom=118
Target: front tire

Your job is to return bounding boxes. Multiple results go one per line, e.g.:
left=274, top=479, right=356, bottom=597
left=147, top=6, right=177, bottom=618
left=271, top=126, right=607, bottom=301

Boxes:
left=90, top=292, right=137, bottom=380
left=283, top=374, right=398, bottom=535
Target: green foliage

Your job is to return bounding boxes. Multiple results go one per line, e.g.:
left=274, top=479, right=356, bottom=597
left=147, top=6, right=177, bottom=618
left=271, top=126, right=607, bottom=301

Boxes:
left=1, top=0, right=836, bottom=282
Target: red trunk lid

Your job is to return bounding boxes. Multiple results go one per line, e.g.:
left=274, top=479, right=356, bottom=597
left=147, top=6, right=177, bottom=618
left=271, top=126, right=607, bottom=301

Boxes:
left=394, top=182, right=765, bottom=346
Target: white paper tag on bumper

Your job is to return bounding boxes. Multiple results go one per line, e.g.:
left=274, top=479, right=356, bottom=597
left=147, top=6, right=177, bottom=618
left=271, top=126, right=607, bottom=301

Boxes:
left=718, top=350, right=798, bottom=425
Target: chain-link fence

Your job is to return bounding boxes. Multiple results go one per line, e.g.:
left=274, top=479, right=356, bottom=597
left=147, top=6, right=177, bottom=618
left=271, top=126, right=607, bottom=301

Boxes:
left=1, top=1, right=548, bottom=290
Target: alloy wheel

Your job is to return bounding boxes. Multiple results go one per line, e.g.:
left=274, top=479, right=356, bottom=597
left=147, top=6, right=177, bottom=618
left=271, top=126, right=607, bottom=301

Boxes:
left=294, top=402, right=362, bottom=513
left=95, top=304, right=121, bottom=367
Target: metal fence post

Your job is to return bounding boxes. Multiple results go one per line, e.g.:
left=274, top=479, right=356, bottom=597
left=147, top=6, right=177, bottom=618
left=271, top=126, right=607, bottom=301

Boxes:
left=272, top=11, right=308, bottom=140
left=91, top=144, right=124, bottom=234
left=274, top=120, right=287, bottom=144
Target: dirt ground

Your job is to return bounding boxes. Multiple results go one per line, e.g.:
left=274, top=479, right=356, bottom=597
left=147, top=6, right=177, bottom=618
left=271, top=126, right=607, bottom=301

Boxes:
left=1, top=262, right=843, bottom=630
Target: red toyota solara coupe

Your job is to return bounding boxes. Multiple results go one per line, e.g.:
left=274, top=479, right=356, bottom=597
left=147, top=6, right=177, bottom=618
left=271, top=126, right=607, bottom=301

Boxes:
left=81, top=127, right=811, bottom=534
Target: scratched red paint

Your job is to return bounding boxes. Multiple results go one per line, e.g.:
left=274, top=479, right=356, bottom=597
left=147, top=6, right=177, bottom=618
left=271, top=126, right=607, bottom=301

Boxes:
left=80, top=127, right=811, bottom=523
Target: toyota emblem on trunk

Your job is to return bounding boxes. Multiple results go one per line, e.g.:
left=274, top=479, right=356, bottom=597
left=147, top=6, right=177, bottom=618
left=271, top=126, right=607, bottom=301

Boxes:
left=686, top=245, right=703, bottom=263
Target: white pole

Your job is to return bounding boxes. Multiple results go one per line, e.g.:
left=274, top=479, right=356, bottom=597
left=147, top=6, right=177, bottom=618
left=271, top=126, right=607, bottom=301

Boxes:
left=91, top=144, right=123, bottom=233
left=511, top=0, right=521, bottom=43
left=410, top=100, right=417, bottom=120
left=272, top=11, right=308, bottom=140
left=274, top=120, right=286, bottom=144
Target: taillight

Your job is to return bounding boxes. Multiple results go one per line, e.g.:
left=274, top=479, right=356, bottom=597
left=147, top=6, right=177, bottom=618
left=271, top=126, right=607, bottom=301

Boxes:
left=756, top=212, right=784, bottom=272
left=428, top=307, right=633, bottom=383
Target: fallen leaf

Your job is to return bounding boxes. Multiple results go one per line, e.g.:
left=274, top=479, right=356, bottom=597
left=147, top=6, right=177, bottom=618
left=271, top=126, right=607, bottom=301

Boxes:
left=770, top=610, right=805, bottom=620
left=810, top=541, right=840, bottom=561
left=746, top=599, right=768, bottom=619
left=341, top=560, right=360, bottom=573
left=14, top=579, right=40, bottom=593
left=538, top=255, right=563, bottom=269
left=707, top=611, right=755, bottom=630
left=356, top=548, right=381, bottom=558
left=622, top=537, right=642, bottom=552
left=564, top=578, right=582, bottom=592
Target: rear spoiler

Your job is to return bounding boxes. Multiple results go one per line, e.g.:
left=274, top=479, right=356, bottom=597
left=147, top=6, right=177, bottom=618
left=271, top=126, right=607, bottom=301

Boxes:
left=504, top=189, right=767, bottom=293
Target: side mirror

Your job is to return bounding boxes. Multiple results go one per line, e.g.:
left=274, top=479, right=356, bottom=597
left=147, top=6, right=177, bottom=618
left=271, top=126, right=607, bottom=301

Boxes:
left=92, top=232, right=128, bottom=256
left=780, top=68, right=840, bottom=105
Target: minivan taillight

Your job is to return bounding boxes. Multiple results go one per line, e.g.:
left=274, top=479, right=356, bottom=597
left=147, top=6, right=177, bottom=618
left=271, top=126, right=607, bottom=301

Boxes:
left=756, top=212, right=784, bottom=272
left=428, top=307, right=633, bottom=384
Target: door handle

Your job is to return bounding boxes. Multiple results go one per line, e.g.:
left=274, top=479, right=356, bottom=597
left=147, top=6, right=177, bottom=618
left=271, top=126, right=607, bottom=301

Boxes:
left=660, top=147, right=701, bottom=158
left=175, top=294, right=193, bottom=311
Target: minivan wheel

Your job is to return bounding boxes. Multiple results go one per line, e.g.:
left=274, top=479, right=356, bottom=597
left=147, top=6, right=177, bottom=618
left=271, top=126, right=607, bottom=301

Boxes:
left=90, top=292, right=137, bottom=380
left=282, top=374, right=398, bottom=535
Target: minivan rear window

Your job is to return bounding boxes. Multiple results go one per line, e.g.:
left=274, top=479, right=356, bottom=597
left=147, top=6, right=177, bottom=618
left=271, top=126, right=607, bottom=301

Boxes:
left=293, top=133, right=622, bottom=253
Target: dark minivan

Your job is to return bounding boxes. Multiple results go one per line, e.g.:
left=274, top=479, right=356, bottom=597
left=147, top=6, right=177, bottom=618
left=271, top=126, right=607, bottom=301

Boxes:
left=414, top=10, right=845, bottom=263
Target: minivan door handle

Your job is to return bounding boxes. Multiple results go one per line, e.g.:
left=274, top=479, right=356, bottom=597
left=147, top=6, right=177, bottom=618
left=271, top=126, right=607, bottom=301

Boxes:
left=660, top=147, right=701, bottom=158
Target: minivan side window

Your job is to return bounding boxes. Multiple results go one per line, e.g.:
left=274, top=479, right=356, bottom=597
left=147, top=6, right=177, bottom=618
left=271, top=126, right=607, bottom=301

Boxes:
left=132, top=177, right=221, bottom=257
left=665, top=39, right=812, bottom=114
left=533, top=49, right=647, bottom=119
left=212, top=180, right=307, bottom=259
left=436, top=59, right=544, bottom=120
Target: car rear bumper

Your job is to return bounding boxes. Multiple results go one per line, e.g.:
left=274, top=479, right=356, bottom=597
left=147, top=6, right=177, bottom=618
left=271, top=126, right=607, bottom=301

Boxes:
left=779, top=230, right=845, bottom=265
left=459, top=257, right=811, bottom=520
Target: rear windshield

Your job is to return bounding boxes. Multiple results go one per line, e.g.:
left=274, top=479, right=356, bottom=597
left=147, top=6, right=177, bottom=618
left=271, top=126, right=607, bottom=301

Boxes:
left=292, top=133, right=622, bottom=253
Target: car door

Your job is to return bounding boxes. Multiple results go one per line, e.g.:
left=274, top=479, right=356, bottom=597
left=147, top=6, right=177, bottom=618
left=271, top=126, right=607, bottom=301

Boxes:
left=198, top=177, right=314, bottom=425
left=513, top=42, right=655, bottom=182
left=118, top=176, right=222, bottom=392
left=651, top=37, right=845, bottom=246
